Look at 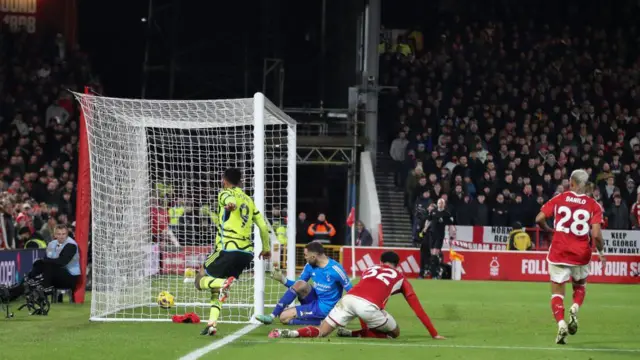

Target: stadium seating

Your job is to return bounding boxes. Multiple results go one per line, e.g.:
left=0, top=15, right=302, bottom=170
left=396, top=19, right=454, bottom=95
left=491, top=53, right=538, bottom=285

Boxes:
left=377, top=4, right=640, bottom=245
left=0, top=27, right=99, bottom=249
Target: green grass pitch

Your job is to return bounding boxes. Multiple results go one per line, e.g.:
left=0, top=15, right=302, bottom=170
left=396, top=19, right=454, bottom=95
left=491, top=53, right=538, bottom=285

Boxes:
left=1, top=280, right=638, bottom=360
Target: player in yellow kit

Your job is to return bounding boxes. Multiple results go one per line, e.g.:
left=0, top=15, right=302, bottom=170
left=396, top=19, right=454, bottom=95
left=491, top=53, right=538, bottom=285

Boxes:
left=195, top=168, right=271, bottom=336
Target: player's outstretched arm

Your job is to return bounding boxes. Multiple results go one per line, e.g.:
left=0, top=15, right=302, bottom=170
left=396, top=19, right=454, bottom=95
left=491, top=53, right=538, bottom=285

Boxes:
left=400, top=280, right=442, bottom=339
left=272, top=263, right=312, bottom=287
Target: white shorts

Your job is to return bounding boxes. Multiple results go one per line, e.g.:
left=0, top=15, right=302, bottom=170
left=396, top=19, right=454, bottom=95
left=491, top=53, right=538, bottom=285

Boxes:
left=325, top=295, right=397, bottom=332
left=548, top=262, right=589, bottom=284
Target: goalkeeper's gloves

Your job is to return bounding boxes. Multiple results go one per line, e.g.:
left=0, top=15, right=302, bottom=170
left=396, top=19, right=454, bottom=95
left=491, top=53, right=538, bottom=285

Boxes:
left=270, top=267, right=287, bottom=285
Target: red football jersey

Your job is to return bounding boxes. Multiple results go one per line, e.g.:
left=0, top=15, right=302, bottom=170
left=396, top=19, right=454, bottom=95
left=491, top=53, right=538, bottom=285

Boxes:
left=150, top=207, right=169, bottom=235
left=348, top=264, right=439, bottom=337
left=540, top=191, right=603, bottom=266
left=349, top=264, right=406, bottom=309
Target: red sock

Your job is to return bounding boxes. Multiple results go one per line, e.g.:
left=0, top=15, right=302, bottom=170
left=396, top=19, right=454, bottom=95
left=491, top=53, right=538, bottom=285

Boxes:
left=360, top=329, right=391, bottom=339
left=351, top=318, right=370, bottom=337
left=572, top=284, right=585, bottom=306
left=296, top=326, right=320, bottom=338
left=551, top=295, right=565, bottom=323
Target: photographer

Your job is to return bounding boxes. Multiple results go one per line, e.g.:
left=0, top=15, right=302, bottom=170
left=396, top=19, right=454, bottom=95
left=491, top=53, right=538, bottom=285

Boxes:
left=307, top=213, right=336, bottom=245
left=29, top=224, right=80, bottom=292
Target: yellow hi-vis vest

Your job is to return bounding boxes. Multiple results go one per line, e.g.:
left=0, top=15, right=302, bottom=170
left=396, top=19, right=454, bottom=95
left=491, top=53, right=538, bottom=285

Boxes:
left=397, top=43, right=412, bottom=56
left=168, top=207, right=185, bottom=226
left=274, top=222, right=287, bottom=245
left=25, top=238, right=47, bottom=249
left=507, top=229, right=532, bottom=251
left=199, top=205, right=218, bottom=226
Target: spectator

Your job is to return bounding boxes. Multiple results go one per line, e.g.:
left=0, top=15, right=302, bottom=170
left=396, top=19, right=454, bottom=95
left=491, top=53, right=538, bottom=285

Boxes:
left=607, top=194, right=630, bottom=230
left=20, top=227, right=47, bottom=249
left=40, top=216, right=57, bottom=243
left=355, top=220, right=373, bottom=246
left=472, top=193, right=489, bottom=226
left=492, top=194, right=509, bottom=226
left=454, top=195, right=473, bottom=225
left=380, top=3, right=640, bottom=234
left=0, top=29, right=98, bottom=250
left=296, top=212, right=310, bottom=244
left=390, top=131, right=409, bottom=188
left=307, top=213, right=336, bottom=245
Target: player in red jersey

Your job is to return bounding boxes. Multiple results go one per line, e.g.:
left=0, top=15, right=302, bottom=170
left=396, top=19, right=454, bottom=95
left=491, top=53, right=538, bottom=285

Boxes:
left=267, top=251, right=445, bottom=340
left=535, top=169, right=605, bottom=345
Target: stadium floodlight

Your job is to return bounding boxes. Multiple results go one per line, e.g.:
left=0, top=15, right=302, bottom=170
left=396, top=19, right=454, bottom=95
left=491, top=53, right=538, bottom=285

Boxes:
left=73, top=91, right=297, bottom=323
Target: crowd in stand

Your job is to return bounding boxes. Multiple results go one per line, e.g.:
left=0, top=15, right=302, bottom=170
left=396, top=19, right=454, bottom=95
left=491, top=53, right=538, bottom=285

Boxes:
left=0, top=26, right=99, bottom=249
left=380, top=3, right=640, bottom=233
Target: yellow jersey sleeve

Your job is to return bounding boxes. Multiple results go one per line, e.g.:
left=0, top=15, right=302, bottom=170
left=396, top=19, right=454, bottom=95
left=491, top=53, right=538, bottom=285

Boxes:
left=252, top=209, right=271, bottom=253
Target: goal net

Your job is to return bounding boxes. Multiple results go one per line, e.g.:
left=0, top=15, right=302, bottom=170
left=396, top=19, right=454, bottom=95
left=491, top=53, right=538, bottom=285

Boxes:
left=73, top=92, right=297, bottom=323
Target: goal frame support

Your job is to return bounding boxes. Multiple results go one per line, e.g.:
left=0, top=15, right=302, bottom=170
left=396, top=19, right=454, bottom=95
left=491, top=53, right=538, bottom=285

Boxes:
left=75, top=91, right=297, bottom=321
left=74, top=86, right=91, bottom=304
left=252, top=93, right=266, bottom=318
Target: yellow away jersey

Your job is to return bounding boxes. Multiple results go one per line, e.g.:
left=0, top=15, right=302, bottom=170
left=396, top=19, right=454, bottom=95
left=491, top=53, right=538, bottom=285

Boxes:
left=217, top=187, right=270, bottom=253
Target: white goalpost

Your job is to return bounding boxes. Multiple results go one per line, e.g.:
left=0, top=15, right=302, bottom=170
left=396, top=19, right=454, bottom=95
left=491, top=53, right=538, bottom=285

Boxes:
left=73, top=92, right=297, bottom=323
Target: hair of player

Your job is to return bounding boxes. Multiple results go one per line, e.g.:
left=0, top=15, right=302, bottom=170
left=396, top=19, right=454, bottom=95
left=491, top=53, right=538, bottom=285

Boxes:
left=305, top=241, right=325, bottom=255
left=223, top=168, right=242, bottom=186
left=570, top=169, right=589, bottom=190
left=380, top=251, right=400, bottom=267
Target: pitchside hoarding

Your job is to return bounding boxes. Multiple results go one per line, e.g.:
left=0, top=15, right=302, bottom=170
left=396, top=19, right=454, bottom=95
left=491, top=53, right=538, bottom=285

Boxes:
left=443, top=226, right=640, bottom=254
left=342, top=247, right=640, bottom=284
left=0, top=249, right=45, bottom=286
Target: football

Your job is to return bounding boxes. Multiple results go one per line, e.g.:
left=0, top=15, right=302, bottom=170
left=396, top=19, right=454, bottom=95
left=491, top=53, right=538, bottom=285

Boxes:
left=157, top=291, right=175, bottom=309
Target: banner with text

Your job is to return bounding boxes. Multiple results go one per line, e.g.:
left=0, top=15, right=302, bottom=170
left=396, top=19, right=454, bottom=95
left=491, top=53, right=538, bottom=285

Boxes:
left=0, top=249, right=45, bottom=286
left=341, top=247, right=640, bottom=284
left=443, top=226, right=640, bottom=254
left=160, top=245, right=212, bottom=275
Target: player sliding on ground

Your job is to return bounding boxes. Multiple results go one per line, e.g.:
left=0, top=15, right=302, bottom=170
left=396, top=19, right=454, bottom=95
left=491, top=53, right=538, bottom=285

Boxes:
left=255, top=241, right=352, bottom=326
left=535, top=169, right=605, bottom=345
left=194, top=168, right=271, bottom=336
left=268, top=251, right=445, bottom=340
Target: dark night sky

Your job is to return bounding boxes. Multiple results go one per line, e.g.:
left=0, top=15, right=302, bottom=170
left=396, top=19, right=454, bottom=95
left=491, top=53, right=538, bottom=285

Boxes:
left=77, top=0, right=359, bottom=106
left=76, top=0, right=360, bottom=239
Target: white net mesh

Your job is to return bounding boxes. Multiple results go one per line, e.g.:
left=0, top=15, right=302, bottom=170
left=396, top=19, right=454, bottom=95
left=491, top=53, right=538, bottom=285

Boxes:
left=74, top=93, right=296, bottom=323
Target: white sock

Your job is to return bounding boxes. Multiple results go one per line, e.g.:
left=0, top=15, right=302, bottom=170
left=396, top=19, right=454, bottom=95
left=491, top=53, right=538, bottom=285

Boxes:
left=558, top=320, right=567, bottom=328
left=291, top=330, right=300, bottom=337
left=570, top=303, right=579, bottom=313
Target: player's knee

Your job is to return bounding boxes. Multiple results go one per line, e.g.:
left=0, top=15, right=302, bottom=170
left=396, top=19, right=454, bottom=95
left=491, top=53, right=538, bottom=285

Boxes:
left=279, top=314, right=291, bottom=324
left=292, top=280, right=310, bottom=296
left=389, top=327, right=400, bottom=338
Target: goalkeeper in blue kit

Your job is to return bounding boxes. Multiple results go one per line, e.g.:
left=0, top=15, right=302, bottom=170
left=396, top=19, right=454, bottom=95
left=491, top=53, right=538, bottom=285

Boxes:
left=256, top=241, right=352, bottom=326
